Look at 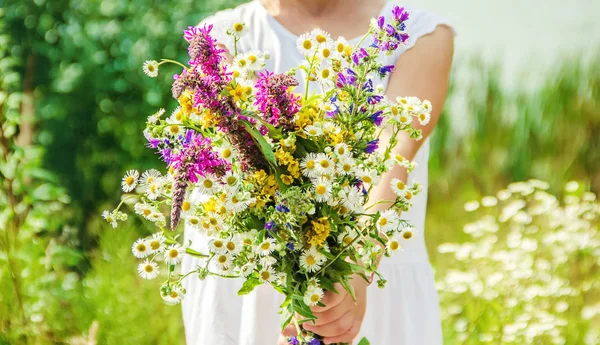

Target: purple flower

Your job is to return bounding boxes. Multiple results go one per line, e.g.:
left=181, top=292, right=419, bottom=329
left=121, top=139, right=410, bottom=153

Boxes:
left=265, top=221, right=276, bottom=231
left=183, top=24, right=226, bottom=77
left=254, top=71, right=300, bottom=131
left=370, top=110, right=384, bottom=126
left=169, top=132, right=229, bottom=183
left=308, top=339, right=322, bottom=345
left=365, top=139, right=379, bottom=154
left=276, top=204, right=290, bottom=213
left=286, top=242, right=294, bottom=251
left=379, top=64, right=395, bottom=76
left=392, top=5, right=410, bottom=22
left=351, top=48, right=369, bottom=65
left=368, top=94, right=384, bottom=105
left=336, top=68, right=357, bottom=88
left=377, top=15, right=385, bottom=28
left=287, top=337, right=299, bottom=345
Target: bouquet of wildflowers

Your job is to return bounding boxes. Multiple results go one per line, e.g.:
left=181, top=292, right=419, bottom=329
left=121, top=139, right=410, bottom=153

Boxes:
left=104, top=6, right=431, bottom=344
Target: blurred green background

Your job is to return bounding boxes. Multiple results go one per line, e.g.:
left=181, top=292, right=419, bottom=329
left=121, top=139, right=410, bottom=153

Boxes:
left=0, top=0, right=598, bottom=344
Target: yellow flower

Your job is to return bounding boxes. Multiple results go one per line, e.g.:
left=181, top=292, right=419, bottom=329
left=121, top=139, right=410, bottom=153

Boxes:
left=306, top=217, right=331, bottom=247
left=275, top=148, right=294, bottom=165
left=281, top=174, right=294, bottom=185
left=178, top=91, right=195, bottom=115
left=338, top=91, right=350, bottom=101
left=203, top=197, right=217, bottom=213
left=228, top=84, right=248, bottom=103
left=287, top=160, right=300, bottom=178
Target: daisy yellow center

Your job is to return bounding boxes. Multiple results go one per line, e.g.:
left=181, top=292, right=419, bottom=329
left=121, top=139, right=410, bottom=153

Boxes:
left=243, top=238, right=252, bottom=246
left=321, top=69, right=330, bottom=78
left=182, top=201, right=191, bottom=211
left=310, top=294, right=320, bottom=303
left=309, top=129, right=317, bottom=135
left=209, top=217, right=218, bottom=225
left=260, top=242, right=271, bottom=251
left=170, top=291, right=178, bottom=298
left=147, top=176, right=155, bottom=184
left=136, top=243, right=147, bottom=252
left=396, top=181, right=405, bottom=190
left=203, top=180, right=213, bottom=189
left=337, top=147, right=346, bottom=155
left=315, top=34, right=327, bottom=43
left=147, top=64, right=155, bottom=72
left=336, top=43, right=344, bottom=53
left=150, top=184, right=157, bottom=193
left=202, top=221, right=210, bottom=229
left=144, top=264, right=154, bottom=272
left=234, top=23, right=244, bottom=32
left=405, top=192, right=412, bottom=200
left=226, top=242, right=236, bottom=251
left=343, top=164, right=352, bottom=172
left=226, top=176, right=237, bottom=185
left=261, top=271, right=271, bottom=281
left=379, top=218, right=388, bottom=226
left=189, top=217, right=199, bottom=225
left=322, top=48, right=331, bottom=58
left=424, top=104, right=430, bottom=110
left=400, top=98, right=408, bottom=104
left=419, top=114, right=427, bottom=121
left=363, top=176, right=372, bottom=183
left=238, top=59, right=247, bottom=67
left=306, top=255, right=316, bottom=265
left=248, top=55, right=257, bottom=63
left=218, top=255, right=228, bottom=264
left=306, top=160, right=315, bottom=169
left=391, top=106, right=399, bottom=115
left=339, top=206, right=349, bottom=214
left=302, top=40, right=312, bottom=50
left=395, top=154, right=405, bottom=161
left=319, top=160, right=330, bottom=169
left=150, top=240, right=160, bottom=250
left=214, top=240, right=224, bottom=249
left=407, top=105, right=415, bottom=111
left=169, top=249, right=178, bottom=258
left=403, top=231, right=413, bottom=240
left=390, top=241, right=400, bottom=251
left=143, top=209, right=151, bottom=216
left=222, top=148, right=232, bottom=158
left=343, top=236, right=353, bottom=245
left=233, top=70, right=241, bottom=78
left=400, top=115, right=408, bottom=122
left=232, top=196, right=239, bottom=204
left=170, top=125, right=180, bottom=134
left=125, top=176, right=135, bottom=185
left=175, top=112, right=183, bottom=121
left=218, top=205, right=227, bottom=214
left=316, top=184, right=327, bottom=195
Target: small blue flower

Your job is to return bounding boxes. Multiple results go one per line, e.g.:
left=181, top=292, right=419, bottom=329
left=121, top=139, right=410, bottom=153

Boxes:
left=370, top=110, right=384, bottom=126
left=287, top=336, right=299, bottom=345
left=286, top=242, right=294, bottom=251
left=265, top=221, right=276, bottom=231
left=365, top=139, right=379, bottom=154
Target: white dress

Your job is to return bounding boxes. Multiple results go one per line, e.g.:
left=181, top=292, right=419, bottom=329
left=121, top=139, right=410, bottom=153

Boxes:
left=182, top=1, right=453, bottom=344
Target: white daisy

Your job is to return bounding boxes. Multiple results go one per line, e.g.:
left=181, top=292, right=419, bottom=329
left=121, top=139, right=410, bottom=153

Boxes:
left=164, top=244, right=185, bottom=265
left=390, top=178, right=407, bottom=198
left=145, top=178, right=163, bottom=200
left=240, top=229, right=258, bottom=247
left=333, top=143, right=351, bottom=157
left=417, top=112, right=431, bottom=126
left=386, top=236, right=402, bottom=254
left=304, top=124, right=323, bottom=137
left=311, top=28, right=331, bottom=46
left=258, top=266, right=277, bottom=283
left=226, top=190, right=253, bottom=213
left=233, top=54, right=250, bottom=72
left=222, top=171, right=241, bottom=192
left=169, top=106, right=185, bottom=123
left=317, top=66, right=334, bottom=86
left=358, top=169, right=380, bottom=188
left=141, top=169, right=161, bottom=187
left=297, top=33, right=316, bottom=55
left=137, top=259, right=160, bottom=280
left=401, top=226, right=415, bottom=241
left=301, top=153, right=319, bottom=178
left=259, top=256, right=277, bottom=268
left=337, top=227, right=358, bottom=246
left=209, top=238, right=227, bottom=254
left=315, top=153, right=335, bottom=175
left=214, top=252, right=233, bottom=268
left=148, top=212, right=166, bottom=226
left=142, top=60, right=159, bottom=77
left=216, top=141, right=236, bottom=162
left=161, top=284, right=185, bottom=305
left=131, top=238, right=151, bottom=258
left=376, top=210, right=400, bottom=233
left=256, top=238, right=276, bottom=256
left=228, top=21, right=248, bottom=39
left=196, top=174, right=218, bottom=194
left=134, top=203, right=157, bottom=220
left=224, top=237, right=242, bottom=255
left=240, top=262, right=256, bottom=277
left=304, top=286, right=324, bottom=306
left=312, top=177, right=333, bottom=203
left=340, top=186, right=364, bottom=213
left=397, top=111, right=413, bottom=125
left=201, top=212, right=224, bottom=235
left=243, top=50, right=266, bottom=71
left=333, top=37, right=348, bottom=57
left=323, top=122, right=341, bottom=135
left=320, top=101, right=337, bottom=114
left=102, top=210, right=118, bottom=228
left=185, top=215, right=202, bottom=230
left=422, top=100, right=433, bottom=113
left=299, top=247, right=326, bottom=273
left=180, top=196, right=196, bottom=216
left=148, top=233, right=167, bottom=253
left=336, top=156, right=356, bottom=176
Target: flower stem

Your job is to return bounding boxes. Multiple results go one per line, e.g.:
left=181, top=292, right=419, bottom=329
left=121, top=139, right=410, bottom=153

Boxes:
left=159, top=58, right=188, bottom=70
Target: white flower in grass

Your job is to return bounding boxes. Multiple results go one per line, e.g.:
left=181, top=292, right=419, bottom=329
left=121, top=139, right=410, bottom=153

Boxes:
left=142, top=60, right=159, bottom=77
left=301, top=153, right=319, bottom=178
left=209, top=239, right=227, bottom=254
left=299, top=247, right=326, bottom=273
left=333, top=37, right=348, bottom=57
left=137, top=259, right=160, bottom=280
left=148, top=233, right=166, bottom=253
left=161, top=284, right=185, bottom=305
left=196, top=174, right=218, bottom=195
left=376, top=210, right=400, bottom=233
left=164, top=244, right=185, bottom=265
left=148, top=212, right=166, bottom=226
left=312, top=178, right=333, bottom=203
left=214, top=253, right=233, bottom=268
left=132, top=238, right=151, bottom=258
left=258, top=266, right=277, bottom=283
left=304, top=286, right=324, bottom=307
left=390, top=178, right=407, bottom=198
left=297, top=33, right=316, bottom=55
left=256, top=238, right=276, bottom=256
left=102, top=210, right=118, bottom=228
left=304, top=124, right=323, bottom=137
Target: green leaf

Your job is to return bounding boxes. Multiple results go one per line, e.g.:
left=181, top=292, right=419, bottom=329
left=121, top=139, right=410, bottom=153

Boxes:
left=241, top=121, right=277, bottom=166
left=339, top=276, right=356, bottom=301
left=318, top=275, right=338, bottom=294
left=280, top=304, right=294, bottom=331
left=292, top=300, right=315, bottom=319
left=357, top=337, right=370, bottom=345
left=238, top=277, right=261, bottom=296
left=296, top=137, right=319, bottom=153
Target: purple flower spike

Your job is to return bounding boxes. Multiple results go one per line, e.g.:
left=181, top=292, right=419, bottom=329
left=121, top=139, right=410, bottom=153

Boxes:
left=365, top=139, right=380, bottom=154
left=377, top=15, right=385, bottom=28
left=370, top=110, right=384, bottom=126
